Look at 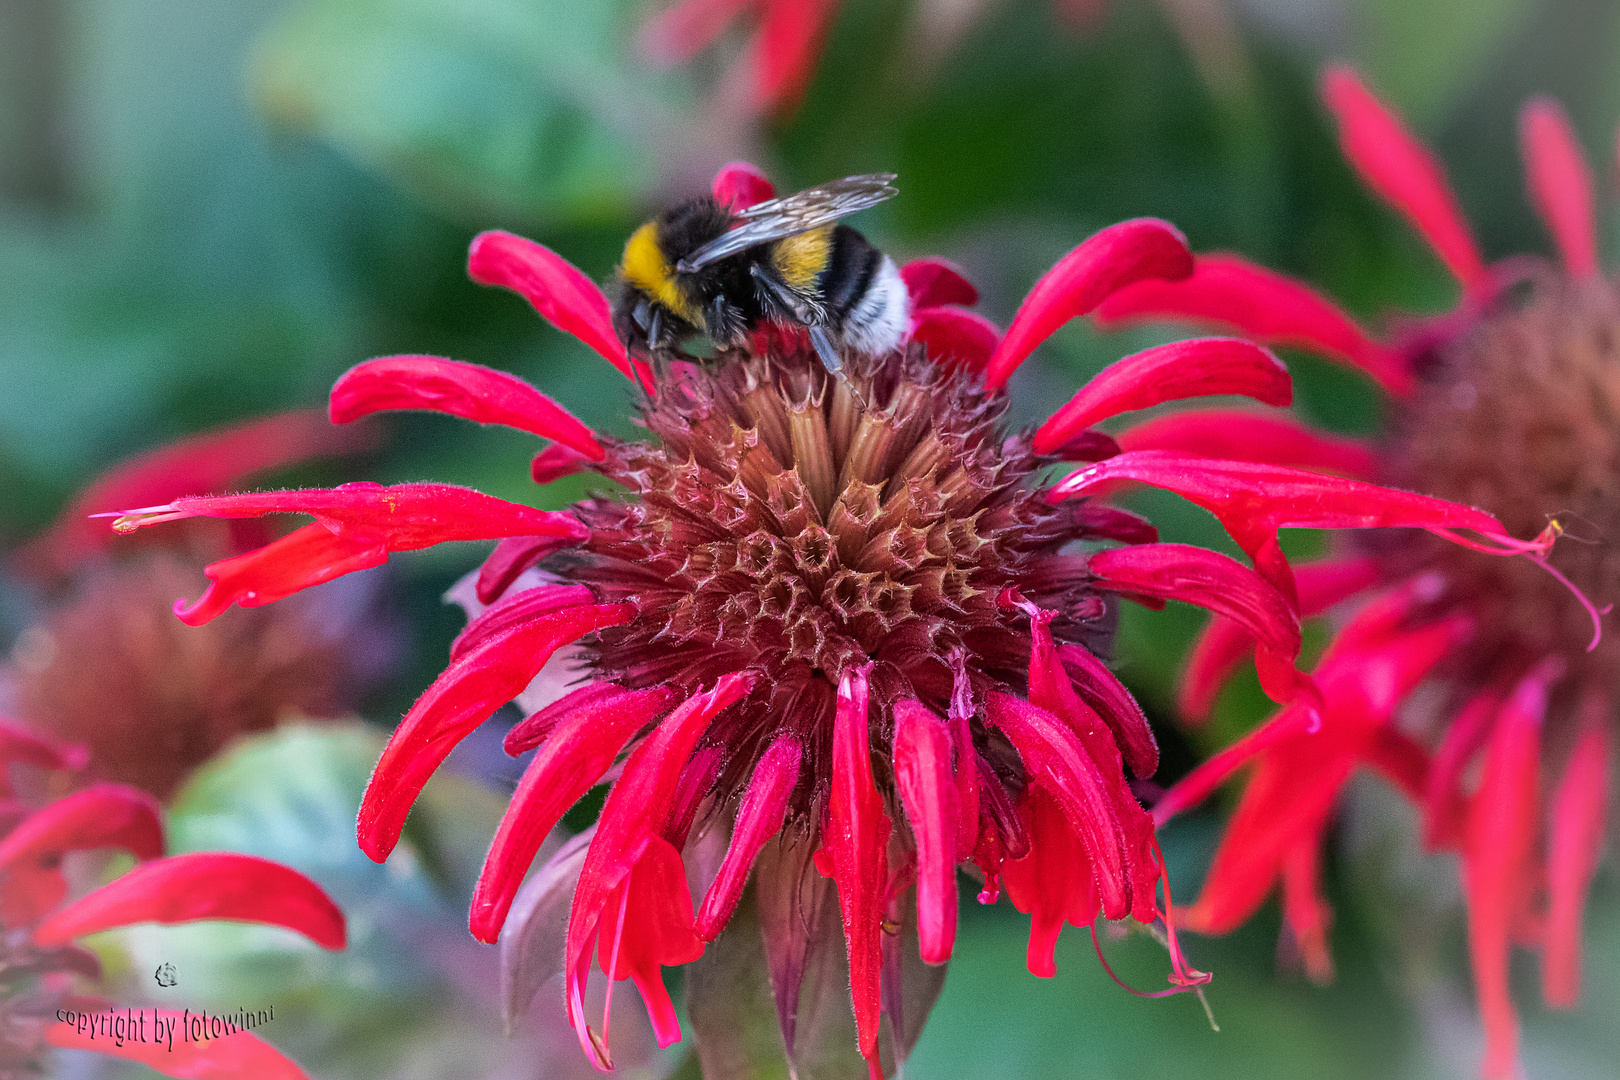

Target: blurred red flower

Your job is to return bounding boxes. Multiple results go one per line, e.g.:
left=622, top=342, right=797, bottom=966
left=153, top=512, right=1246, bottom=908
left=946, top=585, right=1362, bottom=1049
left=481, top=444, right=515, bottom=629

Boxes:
left=1100, top=65, right=1615, bottom=1080
left=115, top=163, right=1521, bottom=1076
left=0, top=721, right=344, bottom=1078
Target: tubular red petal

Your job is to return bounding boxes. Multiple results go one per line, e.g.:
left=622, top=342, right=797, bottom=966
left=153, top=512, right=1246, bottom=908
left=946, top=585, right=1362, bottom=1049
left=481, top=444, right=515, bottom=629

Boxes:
left=696, top=736, right=802, bottom=940
left=982, top=219, right=1195, bottom=391
left=0, top=719, right=87, bottom=790
left=1050, top=429, right=1122, bottom=463
left=1280, top=832, right=1335, bottom=983
left=1063, top=503, right=1157, bottom=544
left=1057, top=644, right=1158, bottom=777
left=1051, top=450, right=1509, bottom=604
left=750, top=0, right=841, bottom=116
left=600, top=834, right=704, bottom=1048
left=1544, top=696, right=1609, bottom=1008
left=901, top=258, right=980, bottom=310
left=821, top=665, right=889, bottom=1073
left=564, top=672, right=754, bottom=1065
left=34, top=852, right=345, bottom=949
left=1090, top=543, right=1300, bottom=658
left=909, top=306, right=1000, bottom=372
left=0, top=784, right=164, bottom=869
left=1177, top=613, right=1257, bottom=724
left=329, top=355, right=605, bottom=460
left=711, top=160, right=776, bottom=210
left=22, top=409, right=370, bottom=578
left=469, top=684, right=681, bottom=943
left=532, top=443, right=594, bottom=484
left=1423, top=682, right=1506, bottom=850
left=985, top=692, right=1131, bottom=919
left=1363, top=728, right=1430, bottom=802
left=1033, top=338, right=1290, bottom=454
left=1001, top=787, right=1098, bottom=977
left=892, top=700, right=960, bottom=965
left=1464, top=662, right=1558, bottom=1080
left=505, top=682, right=627, bottom=755
left=1093, top=253, right=1409, bottom=396
left=476, top=534, right=582, bottom=605
left=47, top=1013, right=312, bottom=1079
left=1521, top=98, right=1598, bottom=279
left=1116, top=409, right=1378, bottom=479
left=359, top=603, right=635, bottom=862
left=450, top=583, right=597, bottom=662
left=113, top=484, right=589, bottom=626
left=467, top=231, right=644, bottom=382
left=1320, top=66, right=1487, bottom=292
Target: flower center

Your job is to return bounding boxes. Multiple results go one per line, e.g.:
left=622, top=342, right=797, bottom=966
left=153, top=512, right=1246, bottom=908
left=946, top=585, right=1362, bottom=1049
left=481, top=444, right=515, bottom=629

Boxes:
left=565, top=339, right=1111, bottom=799
left=1384, top=271, right=1620, bottom=678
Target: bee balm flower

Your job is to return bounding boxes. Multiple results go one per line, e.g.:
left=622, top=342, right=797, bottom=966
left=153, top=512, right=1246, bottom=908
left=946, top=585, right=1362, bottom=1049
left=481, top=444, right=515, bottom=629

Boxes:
left=1097, top=66, right=1611, bottom=1080
left=114, top=165, right=1518, bottom=1077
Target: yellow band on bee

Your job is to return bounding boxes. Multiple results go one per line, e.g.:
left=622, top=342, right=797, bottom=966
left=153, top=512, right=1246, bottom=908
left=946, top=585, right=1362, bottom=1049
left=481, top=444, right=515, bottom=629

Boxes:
left=771, top=225, right=833, bottom=292
left=620, top=223, right=701, bottom=326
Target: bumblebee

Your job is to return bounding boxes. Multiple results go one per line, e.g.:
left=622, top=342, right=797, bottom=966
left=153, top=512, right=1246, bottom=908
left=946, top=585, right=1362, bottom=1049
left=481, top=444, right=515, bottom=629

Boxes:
left=613, top=173, right=908, bottom=389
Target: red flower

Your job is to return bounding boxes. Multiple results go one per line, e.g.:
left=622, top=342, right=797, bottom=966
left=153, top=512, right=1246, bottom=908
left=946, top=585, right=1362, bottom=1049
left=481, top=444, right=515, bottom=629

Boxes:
left=0, top=726, right=344, bottom=1078
left=638, top=0, right=842, bottom=118
left=1099, top=66, right=1615, bottom=1079
left=121, top=163, right=1512, bottom=1076
left=5, top=410, right=392, bottom=798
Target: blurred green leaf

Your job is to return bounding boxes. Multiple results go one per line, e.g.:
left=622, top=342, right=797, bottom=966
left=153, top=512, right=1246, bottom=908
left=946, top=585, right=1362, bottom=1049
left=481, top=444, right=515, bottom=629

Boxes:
left=1351, top=0, right=1538, bottom=125
left=249, top=0, right=685, bottom=229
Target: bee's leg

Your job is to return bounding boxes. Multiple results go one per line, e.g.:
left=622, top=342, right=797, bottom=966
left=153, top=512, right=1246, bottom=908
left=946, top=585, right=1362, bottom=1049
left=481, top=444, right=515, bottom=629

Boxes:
left=808, top=325, right=865, bottom=407
left=647, top=308, right=671, bottom=398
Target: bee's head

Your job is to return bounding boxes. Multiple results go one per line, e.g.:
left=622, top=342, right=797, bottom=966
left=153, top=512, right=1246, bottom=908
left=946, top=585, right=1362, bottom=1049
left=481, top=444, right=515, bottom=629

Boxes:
left=614, top=219, right=708, bottom=359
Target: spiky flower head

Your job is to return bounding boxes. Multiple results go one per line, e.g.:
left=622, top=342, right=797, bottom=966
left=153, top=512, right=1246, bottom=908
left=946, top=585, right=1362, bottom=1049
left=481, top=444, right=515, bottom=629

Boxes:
left=1098, top=66, right=1615, bottom=1080
left=110, top=163, right=1520, bottom=1076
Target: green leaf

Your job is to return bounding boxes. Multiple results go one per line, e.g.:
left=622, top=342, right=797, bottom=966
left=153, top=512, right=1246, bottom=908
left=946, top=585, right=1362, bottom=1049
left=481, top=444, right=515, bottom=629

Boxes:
left=248, top=0, right=689, bottom=228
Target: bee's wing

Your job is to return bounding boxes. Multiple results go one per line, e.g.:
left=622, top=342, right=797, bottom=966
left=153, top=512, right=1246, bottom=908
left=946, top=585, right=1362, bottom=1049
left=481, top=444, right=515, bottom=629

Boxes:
left=676, top=173, right=898, bottom=272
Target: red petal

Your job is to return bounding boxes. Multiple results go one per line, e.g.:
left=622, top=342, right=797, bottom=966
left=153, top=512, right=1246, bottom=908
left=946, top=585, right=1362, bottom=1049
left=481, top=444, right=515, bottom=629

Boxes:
left=34, top=852, right=345, bottom=949
left=1001, top=787, right=1098, bottom=977
left=1117, top=408, right=1378, bottom=479
left=564, top=672, right=755, bottom=1066
left=1464, top=662, right=1557, bottom=1080
left=469, top=684, right=681, bottom=943
left=909, top=306, right=1000, bottom=372
left=982, top=219, right=1194, bottom=390
left=1093, top=253, right=1409, bottom=395
left=638, top=0, right=752, bottom=65
left=1176, top=556, right=1379, bottom=724
left=985, top=692, right=1132, bottom=919
left=476, top=534, right=582, bottom=605
left=0, top=784, right=163, bottom=869
left=449, top=583, right=597, bottom=661
left=598, top=834, right=704, bottom=1047
left=111, top=483, right=589, bottom=626
left=22, top=409, right=370, bottom=578
left=329, top=355, right=605, bottom=460
left=47, top=1012, right=312, bottom=1079
left=0, top=719, right=87, bottom=790
left=1364, top=727, right=1430, bottom=802
left=1424, top=682, right=1505, bottom=850
left=1520, top=97, right=1599, bottom=279
left=1051, top=450, right=1508, bottom=605
left=506, top=682, right=625, bottom=755
left=1049, top=429, right=1122, bottom=463
left=711, top=160, right=776, bottom=210
left=1544, top=695, right=1609, bottom=1008
left=901, top=258, right=980, bottom=310
left=467, top=231, right=646, bottom=383
left=359, top=604, right=634, bottom=862
left=697, top=735, right=801, bottom=940
left=750, top=0, right=841, bottom=116
left=820, top=666, right=890, bottom=1074
left=1033, top=338, right=1290, bottom=453
left=892, top=700, right=959, bottom=965
left=1057, top=644, right=1158, bottom=778
left=1090, top=543, right=1303, bottom=706
left=1062, top=503, right=1156, bottom=544
left=1280, top=832, right=1335, bottom=983
left=1320, top=66, right=1486, bottom=292
left=532, top=443, right=594, bottom=484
